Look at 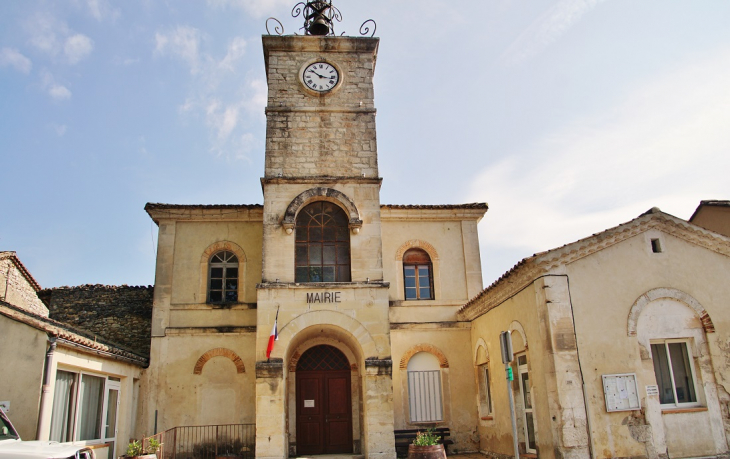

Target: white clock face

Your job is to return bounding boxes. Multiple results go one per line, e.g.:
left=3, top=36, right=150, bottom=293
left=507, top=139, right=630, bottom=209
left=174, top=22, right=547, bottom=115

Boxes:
left=303, top=62, right=339, bottom=92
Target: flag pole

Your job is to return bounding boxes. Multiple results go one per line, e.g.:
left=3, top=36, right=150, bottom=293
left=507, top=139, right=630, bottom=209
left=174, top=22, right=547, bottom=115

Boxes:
left=267, top=306, right=280, bottom=362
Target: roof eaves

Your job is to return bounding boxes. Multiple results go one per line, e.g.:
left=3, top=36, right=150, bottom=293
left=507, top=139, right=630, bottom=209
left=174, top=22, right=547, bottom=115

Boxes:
left=381, top=203, right=488, bottom=210
left=144, top=203, right=264, bottom=225
left=0, top=300, right=148, bottom=366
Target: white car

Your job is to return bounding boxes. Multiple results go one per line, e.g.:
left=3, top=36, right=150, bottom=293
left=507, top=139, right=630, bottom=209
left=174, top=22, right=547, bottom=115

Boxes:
left=0, top=408, right=94, bottom=459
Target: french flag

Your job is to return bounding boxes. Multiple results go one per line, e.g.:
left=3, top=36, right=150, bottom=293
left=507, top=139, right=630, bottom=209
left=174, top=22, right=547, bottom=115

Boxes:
left=266, top=309, right=279, bottom=360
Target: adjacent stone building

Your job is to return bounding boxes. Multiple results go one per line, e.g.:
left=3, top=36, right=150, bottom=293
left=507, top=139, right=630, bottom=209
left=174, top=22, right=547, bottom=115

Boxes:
left=0, top=251, right=47, bottom=317
left=459, top=208, right=730, bottom=459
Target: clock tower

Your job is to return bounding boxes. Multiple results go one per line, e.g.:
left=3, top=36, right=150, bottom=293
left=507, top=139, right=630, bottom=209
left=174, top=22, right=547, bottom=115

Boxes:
left=255, top=5, right=395, bottom=459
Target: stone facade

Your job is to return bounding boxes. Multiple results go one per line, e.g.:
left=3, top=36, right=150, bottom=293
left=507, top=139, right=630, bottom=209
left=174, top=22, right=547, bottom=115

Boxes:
left=460, top=210, right=730, bottom=459
left=39, top=284, right=153, bottom=357
left=138, top=33, right=488, bottom=459
left=0, top=251, right=47, bottom=317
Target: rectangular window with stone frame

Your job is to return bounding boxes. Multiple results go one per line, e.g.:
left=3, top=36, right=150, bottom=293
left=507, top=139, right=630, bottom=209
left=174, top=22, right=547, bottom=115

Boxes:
left=651, top=339, right=700, bottom=407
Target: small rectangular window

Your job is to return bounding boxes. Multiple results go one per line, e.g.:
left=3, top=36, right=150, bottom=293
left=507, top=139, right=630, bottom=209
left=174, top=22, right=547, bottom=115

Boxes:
left=651, top=238, right=662, bottom=253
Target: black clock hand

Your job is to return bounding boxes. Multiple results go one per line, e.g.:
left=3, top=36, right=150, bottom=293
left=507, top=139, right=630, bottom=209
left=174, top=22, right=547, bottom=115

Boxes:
left=308, top=70, right=327, bottom=79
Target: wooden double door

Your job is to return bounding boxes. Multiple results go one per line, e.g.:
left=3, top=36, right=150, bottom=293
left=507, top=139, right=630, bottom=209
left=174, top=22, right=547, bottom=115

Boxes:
left=295, top=346, right=353, bottom=455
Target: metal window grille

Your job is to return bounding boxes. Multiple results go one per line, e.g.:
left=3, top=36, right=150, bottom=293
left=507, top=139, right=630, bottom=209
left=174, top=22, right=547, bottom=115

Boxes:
left=297, top=345, right=350, bottom=371
left=295, top=201, right=351, bottom=282
left=407, top=370, right=443, bottom=422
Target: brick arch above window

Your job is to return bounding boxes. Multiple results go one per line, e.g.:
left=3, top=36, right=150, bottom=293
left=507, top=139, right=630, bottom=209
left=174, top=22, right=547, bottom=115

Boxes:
left=399, top=343, right=449, bottom=369
left=395, top=240, right=439, bottom=261
left=200, top=241, right=247, bottom=264
left=193, top=348, right=246, bottom=375
left=281, top=187, right=363, bottom=234
left=628, top=287, right=715, bottom=336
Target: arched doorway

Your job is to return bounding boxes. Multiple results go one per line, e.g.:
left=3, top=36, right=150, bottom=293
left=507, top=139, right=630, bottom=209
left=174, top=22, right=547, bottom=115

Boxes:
left=296, top=345, right=353, bottom=455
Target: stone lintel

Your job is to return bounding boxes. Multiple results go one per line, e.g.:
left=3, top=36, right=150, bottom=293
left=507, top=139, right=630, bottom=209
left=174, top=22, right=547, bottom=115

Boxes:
left=261, top=176, right=383, bottom=185
left=365, top=357, right=392, bottom=376
left=256, top=358, right=284, bottom=378
left=166, top=326, right=256, bottom=335
left=390, top=322, right=471, bottom=330
left=265, top=106, right=377, bottom=114
left=257, top=281, right=390, bottom=289
left=262, top=35, right=379, bottom=55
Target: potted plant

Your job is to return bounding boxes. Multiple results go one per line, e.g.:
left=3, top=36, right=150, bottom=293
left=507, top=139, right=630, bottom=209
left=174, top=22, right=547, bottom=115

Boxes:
left=407, top=428, right=446, bottom=459
left=123, top=438, right=161, bottom=459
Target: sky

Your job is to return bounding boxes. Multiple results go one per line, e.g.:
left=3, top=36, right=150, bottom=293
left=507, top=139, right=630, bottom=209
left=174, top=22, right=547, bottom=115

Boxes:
left=1, top=0, right=729, bottom=290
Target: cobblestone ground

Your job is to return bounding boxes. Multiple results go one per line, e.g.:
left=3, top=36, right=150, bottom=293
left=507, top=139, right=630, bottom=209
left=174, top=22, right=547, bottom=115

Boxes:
left=449, top=453, right=486, bottom=458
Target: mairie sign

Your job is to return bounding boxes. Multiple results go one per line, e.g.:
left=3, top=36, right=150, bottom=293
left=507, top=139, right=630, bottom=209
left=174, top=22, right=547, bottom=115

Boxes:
left=306, top=292, right=342, bottom=304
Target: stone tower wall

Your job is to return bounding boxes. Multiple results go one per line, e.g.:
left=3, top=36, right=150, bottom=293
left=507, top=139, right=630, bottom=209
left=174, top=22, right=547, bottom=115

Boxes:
left=263, top=35, right=379, bottom=178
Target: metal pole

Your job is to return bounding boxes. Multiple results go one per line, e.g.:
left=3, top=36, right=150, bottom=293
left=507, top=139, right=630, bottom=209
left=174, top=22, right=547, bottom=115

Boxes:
left=506, top=363, right=520, bottom=459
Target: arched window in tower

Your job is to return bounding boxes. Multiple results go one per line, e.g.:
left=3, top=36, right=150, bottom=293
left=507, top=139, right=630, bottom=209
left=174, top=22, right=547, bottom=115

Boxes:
left=403, top=248, right=433, bottom=300
left=208, top=251, right=238, bottom=303
left=295, top=201, right=351, bottom=282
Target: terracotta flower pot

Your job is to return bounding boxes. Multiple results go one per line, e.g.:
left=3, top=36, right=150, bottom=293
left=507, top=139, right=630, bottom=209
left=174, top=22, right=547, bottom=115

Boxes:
left=407, top=443, right=446, bottom=459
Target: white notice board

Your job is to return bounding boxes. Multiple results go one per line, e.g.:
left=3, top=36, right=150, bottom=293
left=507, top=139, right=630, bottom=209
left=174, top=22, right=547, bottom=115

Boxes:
left=602, top=373, right=640, bottom=412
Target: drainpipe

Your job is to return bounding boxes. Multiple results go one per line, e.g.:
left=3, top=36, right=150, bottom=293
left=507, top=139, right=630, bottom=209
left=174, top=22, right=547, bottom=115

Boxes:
left=36, top=335, right=57, bottom=440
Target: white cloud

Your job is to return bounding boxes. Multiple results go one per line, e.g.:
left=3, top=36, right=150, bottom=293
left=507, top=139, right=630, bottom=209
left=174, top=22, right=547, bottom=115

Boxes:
left=156, top=27, right=262, bottom=158
left=41, top=70, right=72, bottom=100
left=49, top=84, right=72, bottom=100
left=245, top=78, right=267, bottom=116
left=205, top=99, right=240, bottom=142
left=85, top=0, right=120, bottom=22
left=0, top=47, right=32, bottom=74
left=206, top=0, right=291, bottom=19
left=155, top=26, right=204, bottom=74
left=219, top=37, right=247, bottom=71
left=502, top=0, right=608, bottom=65
left=27, top=13, right=66, bottom=55
left=64, top=34, right=94, bottom=64
left=26, top=13, right=94, bottom=64
left=469, top=46, right=730, bottom=270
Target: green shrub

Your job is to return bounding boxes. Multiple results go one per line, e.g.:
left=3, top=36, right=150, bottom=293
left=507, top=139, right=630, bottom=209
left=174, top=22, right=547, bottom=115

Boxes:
left=412, top=428, right=440, bottom=446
